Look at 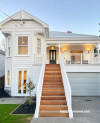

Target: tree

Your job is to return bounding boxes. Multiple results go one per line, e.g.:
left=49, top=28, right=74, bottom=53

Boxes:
left=27, top=77, right=35, bottom=105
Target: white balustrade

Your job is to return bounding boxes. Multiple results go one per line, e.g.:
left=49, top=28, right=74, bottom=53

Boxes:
left=59, top=53, right=73, bottom=118
left=62, top=53, right=100, bottom=65
left=34, top=54, right=46, bottom=118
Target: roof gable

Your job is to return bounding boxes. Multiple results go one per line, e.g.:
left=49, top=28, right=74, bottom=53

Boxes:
left=0, top=10, right=49, bottom=28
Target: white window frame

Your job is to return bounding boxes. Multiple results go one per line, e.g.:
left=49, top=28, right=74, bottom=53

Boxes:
left=18, top=36, right=28, bottom=56
left=7, top=70, right=10, bottom=87
left=37, top=38, right=41, bottom=54
left=17, top=69, right=28, bottom=95
left=7, top=37, right=11, bottom=57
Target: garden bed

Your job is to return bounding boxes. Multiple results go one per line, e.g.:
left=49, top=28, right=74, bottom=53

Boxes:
left=12, top=100, right=36, bottom=114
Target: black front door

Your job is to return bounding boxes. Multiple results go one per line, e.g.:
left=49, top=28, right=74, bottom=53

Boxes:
left=49, top=50, right=56, bottom=64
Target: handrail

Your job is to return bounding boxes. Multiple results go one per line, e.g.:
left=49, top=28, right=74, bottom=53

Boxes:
left=63, top=53, right=100, bottom=64
left=59, top=53, right=73, bottom=118
left=34, top=54, right=46, bottom=118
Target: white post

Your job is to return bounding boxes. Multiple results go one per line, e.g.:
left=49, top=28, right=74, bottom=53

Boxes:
left=70, top=53, right=71, bottom=64
left=59, top=43, right=61, bottom=63
left=98, top=43, right=99, bottom=64
left=81, top=54, right=82, bottom=64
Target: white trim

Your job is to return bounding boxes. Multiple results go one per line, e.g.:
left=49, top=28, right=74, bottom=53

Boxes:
left=17, top=69, right=29, bottom=96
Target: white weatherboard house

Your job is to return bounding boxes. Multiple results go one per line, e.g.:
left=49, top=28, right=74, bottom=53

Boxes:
left=0, top=10, right=100, bottom=118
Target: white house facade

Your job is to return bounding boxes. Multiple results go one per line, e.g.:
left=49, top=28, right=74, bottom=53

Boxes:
left=0, top=10, right=100, bottom=117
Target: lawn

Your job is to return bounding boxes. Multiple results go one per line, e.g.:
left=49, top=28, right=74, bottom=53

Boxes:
left=0, top=104, right=33, bottom=123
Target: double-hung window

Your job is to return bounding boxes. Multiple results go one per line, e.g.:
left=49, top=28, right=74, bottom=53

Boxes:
left=18, top=36, right=28, bottom=55
left=8, top=38, right=11, bottom=56
left=37, top=38, right=41, bottom=54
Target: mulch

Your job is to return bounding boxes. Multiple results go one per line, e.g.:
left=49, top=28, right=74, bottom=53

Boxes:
left=12, top=100, right=36, bottom=114
left=0, top=88, right=10, bottom=98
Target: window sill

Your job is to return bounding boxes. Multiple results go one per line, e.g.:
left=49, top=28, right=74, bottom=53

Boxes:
left=7, top=56, right=12, bottom=58
left=15, top=55, right=31, bottom=57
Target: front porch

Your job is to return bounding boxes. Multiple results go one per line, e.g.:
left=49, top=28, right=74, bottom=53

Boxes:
left=46, top=43, right=100, bottom=65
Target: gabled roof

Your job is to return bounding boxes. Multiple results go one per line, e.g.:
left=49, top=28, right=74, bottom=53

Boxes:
left=0, top=10, right=49, bottom=28
left=49, top=31, right=98, bottom=38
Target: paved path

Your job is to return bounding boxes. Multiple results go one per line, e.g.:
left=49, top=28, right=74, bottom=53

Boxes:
left=0, top=97, right=27, bottom=104
left=31, top=96, right=100, bottom=123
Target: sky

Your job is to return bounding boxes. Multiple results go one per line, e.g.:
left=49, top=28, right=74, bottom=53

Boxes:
left=0, top=0, right=100, bottom=42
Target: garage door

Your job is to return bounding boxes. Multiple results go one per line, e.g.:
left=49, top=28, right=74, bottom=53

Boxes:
left=67, top=72, right=100, bottom=96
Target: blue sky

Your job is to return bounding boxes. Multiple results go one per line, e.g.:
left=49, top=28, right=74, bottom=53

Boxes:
left=0, top=0, right=100, bottom=42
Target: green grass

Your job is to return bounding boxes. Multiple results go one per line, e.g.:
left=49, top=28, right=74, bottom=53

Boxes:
left=0, top=104, right=33, bottom=123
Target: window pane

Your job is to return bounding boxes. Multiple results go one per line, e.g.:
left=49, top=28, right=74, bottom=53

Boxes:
left=18, top=46, right=23, bottom=54
left=18, top=71, right=22, bottom=94
left=37, top=48, right=41, bottom=54
left=23, top=46, right=28, bottom=54
left=8, top=71, right=10, bottom=86
left=18, top=37, right=22, bottom=45
left=23, top=71, right=27, bottom=93
left=23, top=37, right=28, bottom=45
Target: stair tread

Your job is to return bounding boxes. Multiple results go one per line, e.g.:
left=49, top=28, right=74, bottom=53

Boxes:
left=40, top=111, right=68, bottom=113
left=40, top=105, right=67, bottom=107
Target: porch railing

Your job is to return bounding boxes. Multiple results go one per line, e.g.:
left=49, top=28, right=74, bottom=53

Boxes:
left=59, top=53, right=73, bottom=118
left=62, top=53, right=100, bottom=65
left=34, top=54, right=46, bottom=118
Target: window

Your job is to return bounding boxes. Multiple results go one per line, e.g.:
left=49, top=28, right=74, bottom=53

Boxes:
left=18, top=36, right=28, bottom=55
left=23, top=71, right=27, bottom=93
left=7, top=71, right=10, bottom=86
left=18, top=71, right=27, bottom=94
left=8, top=38, right=11, bottom=56
left=37, top=38, right=41, bottom=54
left=18, top=71, right=22, bottom=94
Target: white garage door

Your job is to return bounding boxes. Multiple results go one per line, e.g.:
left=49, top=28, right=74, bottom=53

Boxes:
left=67, top=73, right=100, bottom=96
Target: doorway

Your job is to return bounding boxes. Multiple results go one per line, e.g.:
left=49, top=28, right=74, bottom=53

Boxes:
left=49, top=50, right=56, bottom=64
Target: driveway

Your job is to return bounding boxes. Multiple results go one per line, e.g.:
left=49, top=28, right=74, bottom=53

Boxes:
left=31, top=96, right=100, bottom=123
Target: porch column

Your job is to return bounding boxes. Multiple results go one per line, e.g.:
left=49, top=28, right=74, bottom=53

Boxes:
left=59, top=43, right=61, bottom=64
left=59, top=43, right=61, bottom=55
left=98, top=43, right=100, bottom=64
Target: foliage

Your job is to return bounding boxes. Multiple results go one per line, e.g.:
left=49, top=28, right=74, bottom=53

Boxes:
left=0, top=104, right=32, bottom=123
left=27, top=77, right=35, bottom=105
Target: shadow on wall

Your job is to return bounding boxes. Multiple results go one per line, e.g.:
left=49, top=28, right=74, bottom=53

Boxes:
left=0, top=76, right=4, bottom=89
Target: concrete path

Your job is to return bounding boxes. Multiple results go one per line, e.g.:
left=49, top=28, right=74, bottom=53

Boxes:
left=31, top=96, right=100, bottom=123
left=0, top=97, right=27, bottom=104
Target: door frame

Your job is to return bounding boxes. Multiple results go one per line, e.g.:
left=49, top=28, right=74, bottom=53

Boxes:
left=49, top=50, right=56, bottom=64
left=17, top=69, right=29, bottom=96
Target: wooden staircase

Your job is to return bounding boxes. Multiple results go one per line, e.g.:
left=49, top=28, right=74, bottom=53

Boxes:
left=39, top=64, right=69, bottom=117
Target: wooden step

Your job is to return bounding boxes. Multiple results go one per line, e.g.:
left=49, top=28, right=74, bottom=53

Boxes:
left=45, top=68, right=61, bottom=71
left=39, top=111, right=69, bottom=117
left=44, top=78, right=62, bottom=82
left=42, top=92, right=65, bottom=96
left=40, top=100, right=67, bottom=105
left=41, top=96, right=66, bottom=100
left=46, top=65, right=60, bottom=68
left=42, top=88, right=64, bottom=92
left=46, top=64, right=60, bottom=66
left=43, top=85, right=64, bottom=88
left=40, top=105, right=68, bottom=111
left=43, top=82, right=63, bottom=85
left=45, top=72, right=61, bottom=75
left=44, top=75, right=62, bottom=77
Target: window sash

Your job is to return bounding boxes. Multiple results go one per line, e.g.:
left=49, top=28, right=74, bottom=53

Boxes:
left=37, top=38, right=41, bottom=54
left=8, top=38, right=11, bottom=56
left=18, top=36, right=28, bottom=55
